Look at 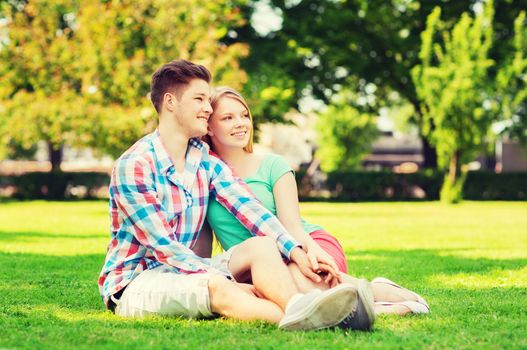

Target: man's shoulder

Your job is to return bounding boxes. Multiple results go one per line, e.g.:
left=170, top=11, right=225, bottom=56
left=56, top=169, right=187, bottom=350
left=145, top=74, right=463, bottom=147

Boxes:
left=115, top=133, right=156, bottom=170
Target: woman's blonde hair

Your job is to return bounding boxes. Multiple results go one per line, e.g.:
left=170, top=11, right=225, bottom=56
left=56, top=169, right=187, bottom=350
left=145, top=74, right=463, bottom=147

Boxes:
left=206, top=86, right=254, bottom=153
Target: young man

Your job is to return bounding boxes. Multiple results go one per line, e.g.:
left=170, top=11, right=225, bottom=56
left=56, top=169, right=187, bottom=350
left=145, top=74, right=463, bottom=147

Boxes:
left=98, top=59, right=359, bottom=330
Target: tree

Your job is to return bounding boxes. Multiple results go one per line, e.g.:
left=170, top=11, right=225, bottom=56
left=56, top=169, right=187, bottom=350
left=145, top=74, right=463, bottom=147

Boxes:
left=316, top=90, right=378, bottom=172
left=494, top=11, right=527, bottom=144
left=235, top=0, right=525, bottom=168
left=411, top=2, right=496, bottom=203
left=0, top=0, right=248, bottom=170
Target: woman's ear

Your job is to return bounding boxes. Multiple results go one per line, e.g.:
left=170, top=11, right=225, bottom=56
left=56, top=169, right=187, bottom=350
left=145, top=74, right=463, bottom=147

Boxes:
left=206, top=126, right=214, bottom=137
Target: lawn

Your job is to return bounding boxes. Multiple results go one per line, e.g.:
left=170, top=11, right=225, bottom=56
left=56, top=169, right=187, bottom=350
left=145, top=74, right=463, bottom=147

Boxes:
left=0, top=200, right=526, bottom=349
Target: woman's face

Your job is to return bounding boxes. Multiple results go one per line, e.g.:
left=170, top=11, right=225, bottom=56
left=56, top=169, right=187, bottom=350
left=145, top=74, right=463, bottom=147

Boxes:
left=208, top=96, right=252, bottom=150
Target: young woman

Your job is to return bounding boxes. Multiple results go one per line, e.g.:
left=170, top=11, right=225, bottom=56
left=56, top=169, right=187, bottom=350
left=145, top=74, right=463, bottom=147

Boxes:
left=205, top=87, right=430, bottom=319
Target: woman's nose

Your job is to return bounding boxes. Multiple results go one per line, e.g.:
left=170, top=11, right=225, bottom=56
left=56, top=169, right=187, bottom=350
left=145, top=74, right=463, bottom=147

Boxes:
left=234, top=116, right=248, bottom=127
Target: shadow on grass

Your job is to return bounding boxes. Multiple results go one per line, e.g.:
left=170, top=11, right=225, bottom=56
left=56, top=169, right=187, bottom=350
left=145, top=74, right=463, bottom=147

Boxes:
left=345, top=248, right=527, bottom=282
left=0, top=230, right=106, bottom=240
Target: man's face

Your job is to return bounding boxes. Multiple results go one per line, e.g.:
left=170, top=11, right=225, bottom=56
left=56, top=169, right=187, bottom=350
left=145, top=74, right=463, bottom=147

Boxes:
left=172, top=79, right=212, bottom=138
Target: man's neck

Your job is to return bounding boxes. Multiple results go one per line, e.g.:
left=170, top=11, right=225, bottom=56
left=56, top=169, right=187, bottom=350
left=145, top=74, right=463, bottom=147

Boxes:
left=158, top=118, right=190, bottom=170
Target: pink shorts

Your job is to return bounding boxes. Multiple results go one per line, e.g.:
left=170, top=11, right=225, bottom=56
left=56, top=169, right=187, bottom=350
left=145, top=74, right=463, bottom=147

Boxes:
left=309, top=230, right=348, bottom=273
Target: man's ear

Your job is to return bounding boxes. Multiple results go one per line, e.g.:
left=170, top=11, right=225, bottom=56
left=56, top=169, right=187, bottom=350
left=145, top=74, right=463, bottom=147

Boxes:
left=164, top=92, right=177, bottom=112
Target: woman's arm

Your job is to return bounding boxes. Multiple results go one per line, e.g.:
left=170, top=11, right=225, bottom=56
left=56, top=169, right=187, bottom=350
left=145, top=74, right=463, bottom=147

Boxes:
left=192, top=221, right=213, bottom=258
left=273, top=172, right=340, bottom=279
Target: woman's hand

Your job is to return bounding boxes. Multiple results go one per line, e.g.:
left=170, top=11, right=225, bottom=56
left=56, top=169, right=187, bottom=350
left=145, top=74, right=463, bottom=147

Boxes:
left=304, top=238, right=341, bottom=284
left=289, top=247, right=324, bottom=283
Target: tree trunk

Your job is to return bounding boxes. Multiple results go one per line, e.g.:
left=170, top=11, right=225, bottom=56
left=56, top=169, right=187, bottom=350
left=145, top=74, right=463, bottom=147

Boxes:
left=48, top=142, right=63, bottom=172
left=409, top=99, right=438, bottom=169
left=441, top=150, right=464, bottom=204
left=448, top=150, right=460, bottom=183
left=421, top=136, right=438, bottom=169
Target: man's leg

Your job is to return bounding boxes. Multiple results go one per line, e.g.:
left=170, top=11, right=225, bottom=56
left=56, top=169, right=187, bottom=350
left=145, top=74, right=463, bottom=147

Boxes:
left=208, top=274, right=283, bottom=323
left=114, top=266, right=283, bottom=322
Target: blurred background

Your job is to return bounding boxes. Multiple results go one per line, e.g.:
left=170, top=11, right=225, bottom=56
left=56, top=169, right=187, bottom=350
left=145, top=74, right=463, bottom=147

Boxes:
left=0, top=0, right=526, bottom=203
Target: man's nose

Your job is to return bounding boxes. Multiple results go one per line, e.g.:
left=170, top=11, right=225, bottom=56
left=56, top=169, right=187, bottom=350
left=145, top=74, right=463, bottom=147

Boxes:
left=203, top=101, right=212, bottom=114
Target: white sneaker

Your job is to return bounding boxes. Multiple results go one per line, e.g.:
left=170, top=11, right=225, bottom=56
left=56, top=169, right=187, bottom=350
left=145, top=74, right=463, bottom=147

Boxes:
left=278, top=283, right=358, bottom=331
left=372, top=277, right=430, bottom=311
left=337, top=279, right=376, bottom=331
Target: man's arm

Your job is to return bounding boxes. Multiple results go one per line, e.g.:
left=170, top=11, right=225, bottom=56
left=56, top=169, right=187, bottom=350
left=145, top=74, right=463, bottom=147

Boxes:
left=112, top=157, right=216, bottom=273
left=207, top=153, right=301, bottom=259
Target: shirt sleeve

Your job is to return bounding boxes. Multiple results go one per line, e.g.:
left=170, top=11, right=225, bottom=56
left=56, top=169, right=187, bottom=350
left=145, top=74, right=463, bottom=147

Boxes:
left=268, top=154, right=295, bottom=188
left=111, top=156, right=218, bottom=274
left=207, top=152, right=301, bottom=259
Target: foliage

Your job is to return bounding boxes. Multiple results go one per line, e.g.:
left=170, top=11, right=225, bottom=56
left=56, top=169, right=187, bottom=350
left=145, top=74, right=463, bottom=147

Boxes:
left=494, top=11, right=527, bottom=144
left=0, top=0, right=249, bottom=164
left=236, top=1, right=526, bottom=167
left=1, top=200, right=527, bottom=348
left=315, top=90, right=378, bottom=172
left=411, top=2, right=496, bottom=203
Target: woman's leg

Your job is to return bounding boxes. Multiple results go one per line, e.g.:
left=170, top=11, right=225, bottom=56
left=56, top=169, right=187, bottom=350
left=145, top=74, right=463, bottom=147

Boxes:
left=228, top=236, right=300, bottom=310
left=226, top=236, right=360, bottom=330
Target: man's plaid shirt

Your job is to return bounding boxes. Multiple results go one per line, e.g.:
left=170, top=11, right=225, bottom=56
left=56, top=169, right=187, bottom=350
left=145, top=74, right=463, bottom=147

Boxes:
left=98, top=130, right=300, bottom=307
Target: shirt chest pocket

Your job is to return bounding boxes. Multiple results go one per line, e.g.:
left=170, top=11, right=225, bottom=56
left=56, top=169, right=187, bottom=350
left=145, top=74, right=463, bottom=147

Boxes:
left=157, top=186, right=184, bottom=227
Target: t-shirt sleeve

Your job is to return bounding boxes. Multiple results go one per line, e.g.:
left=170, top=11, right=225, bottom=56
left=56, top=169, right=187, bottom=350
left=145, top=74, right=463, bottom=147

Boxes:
left=268, top=154, right=295, bottom=188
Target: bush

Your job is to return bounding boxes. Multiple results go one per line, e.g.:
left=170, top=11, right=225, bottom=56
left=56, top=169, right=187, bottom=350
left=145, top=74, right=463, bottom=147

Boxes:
left=1, top=171, right=110, bottom=199
left=324, top=170, right=443, bottom=201
left=1, top=170, right=525, bottom=201
left=463, top=171, right=527, bottom=200
left=306, top=170, right=527, bottom=201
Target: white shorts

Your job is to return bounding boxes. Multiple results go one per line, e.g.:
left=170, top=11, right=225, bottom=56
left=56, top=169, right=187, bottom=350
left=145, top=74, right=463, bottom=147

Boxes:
left=114, top=249, right=235, bottom=319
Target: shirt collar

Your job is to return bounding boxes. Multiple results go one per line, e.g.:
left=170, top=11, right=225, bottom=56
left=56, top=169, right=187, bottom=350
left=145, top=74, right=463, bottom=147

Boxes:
left=150, top=130, right=206, bottom=174
left=151, top=129, right=174, bottom=174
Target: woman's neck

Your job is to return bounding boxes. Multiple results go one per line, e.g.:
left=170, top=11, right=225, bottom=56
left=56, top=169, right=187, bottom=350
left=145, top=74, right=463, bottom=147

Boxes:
left=212, top=144, right=263, bottom=178
left=213, top=145, right=250, bottom=166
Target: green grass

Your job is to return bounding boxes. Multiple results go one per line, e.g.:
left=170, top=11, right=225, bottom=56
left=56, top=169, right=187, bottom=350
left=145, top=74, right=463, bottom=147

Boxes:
left=1, top=200, right=526, bottom=349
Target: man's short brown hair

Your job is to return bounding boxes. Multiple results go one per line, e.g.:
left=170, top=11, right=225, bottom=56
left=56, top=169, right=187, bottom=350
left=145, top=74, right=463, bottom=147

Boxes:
left=150, top=59, right=211, bottom=113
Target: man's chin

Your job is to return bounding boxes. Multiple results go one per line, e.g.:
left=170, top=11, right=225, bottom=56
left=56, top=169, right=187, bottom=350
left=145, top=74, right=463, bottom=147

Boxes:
left=190, top=128, right=208, bottom=138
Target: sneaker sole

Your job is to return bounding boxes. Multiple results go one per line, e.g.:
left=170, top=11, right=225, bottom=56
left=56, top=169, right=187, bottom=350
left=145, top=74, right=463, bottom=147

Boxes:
left=355, top=280, right=376, bottom=330
left=279, top=283, right=358, bottom=331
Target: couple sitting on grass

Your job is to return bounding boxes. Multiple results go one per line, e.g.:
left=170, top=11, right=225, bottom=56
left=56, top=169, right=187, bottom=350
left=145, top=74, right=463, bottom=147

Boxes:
left=98, top=59, right=429, bottom=332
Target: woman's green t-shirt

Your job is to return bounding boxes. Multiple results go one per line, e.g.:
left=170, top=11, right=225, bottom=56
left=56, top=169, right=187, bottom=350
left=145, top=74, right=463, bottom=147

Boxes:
left=207, top=153, right=323, bottom=251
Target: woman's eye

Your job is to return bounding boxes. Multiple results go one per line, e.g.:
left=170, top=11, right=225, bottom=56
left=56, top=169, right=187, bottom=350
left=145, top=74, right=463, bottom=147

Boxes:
left=195, top=97, right=203, bottom=101
left=243, top=114, right=250, bottom=119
